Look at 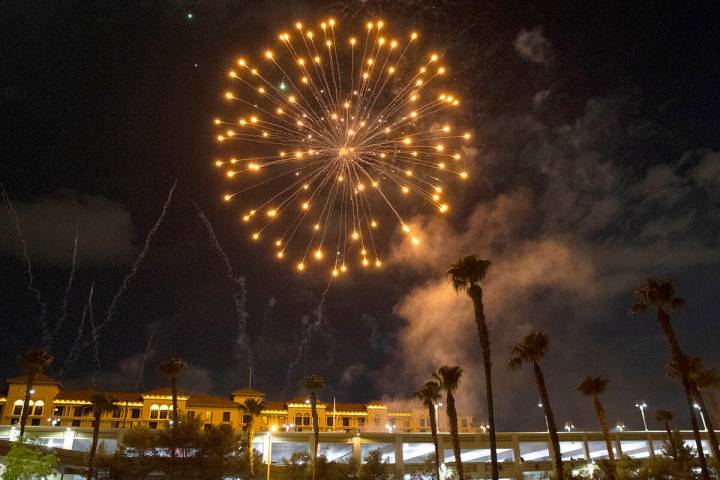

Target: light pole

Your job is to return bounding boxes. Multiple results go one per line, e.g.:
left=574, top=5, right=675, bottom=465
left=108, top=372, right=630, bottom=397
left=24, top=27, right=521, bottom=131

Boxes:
left=538, top=401, right=548, bottom=432
left=616, top=421, right=625, bottom=432
left=694, top=404, right=708, bottom=431
left=434, top=402, right=442, bottom=433
left=564, top=421, right=575, bottom=432
left=267, top=424, right=277, bottom=480
left=635, top=400, right=648, bottom=431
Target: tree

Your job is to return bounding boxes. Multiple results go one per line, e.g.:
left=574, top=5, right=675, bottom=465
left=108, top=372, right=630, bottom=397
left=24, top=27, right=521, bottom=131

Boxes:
left=507, top=331, right=564, bottom=480
left=655, top=409, right=679, bottom=458
left=242, top=397, right=266, bottom=478
left=87, top=392, right=117, bottom=480
left=577, top=376, right=616, bottom=478
left=360, top=449, right=392, bottom=480
left=17, top=347, right=53, bottom=438
left=3, top=438, right=58, bottom=480
left=303, top=374, right=326, bottom=480
left=667, top=354, right=720, bottom=460
left=446, top=255, right=499, bottom=480
left=159, top=357, right=187, bottom=431
left=433, top=365, right=465, bottom=480
left=629, top=278, right=709, bottom=479
left=415, top=381, right=442, bottom=479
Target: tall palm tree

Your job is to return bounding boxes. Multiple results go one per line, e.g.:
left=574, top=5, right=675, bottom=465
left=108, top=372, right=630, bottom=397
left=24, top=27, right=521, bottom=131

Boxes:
left=629, top=278, right=709, bottom=479
left=160, top=357, right=187, bottom=429
left=242, top=397, right=266, bottom=478
left=434, top=366, right=465, bottom=480
left=87, top=392, right=117, bottom=480
left=508, top=331, right=563, bottom=480
left=655, top=409, right=678, bottom=457
left=18, top=347, right=53, bottom=438
left=668, top=354, right=720, bottom=460
left=416, top=381, right=442, bottom=480
left=577, top=376, right=615, bottom=477
left=303, top=374, right=325, bottom=480
left=446, top=256, right=499, bottom=480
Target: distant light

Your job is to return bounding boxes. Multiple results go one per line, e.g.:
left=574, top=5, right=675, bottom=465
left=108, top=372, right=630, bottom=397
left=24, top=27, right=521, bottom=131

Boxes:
left=279, top=82, right=287, bottom=91
left=186, top=12, right=193, bottom=19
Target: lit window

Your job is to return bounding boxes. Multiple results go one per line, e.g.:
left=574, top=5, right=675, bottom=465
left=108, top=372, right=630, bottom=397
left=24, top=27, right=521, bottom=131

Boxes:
left=33, top=405, right=43, bottom=416
left=74, top=406, right=85, bottom=417
left=223, top=412, right=231, bottom=422
left=342, top=417, right=350, bottom=427
left=205, top=411, right=213, bottom=421
left=131, top=409, right=141, bottom=419
left=303, top=414, right=311, bottom=426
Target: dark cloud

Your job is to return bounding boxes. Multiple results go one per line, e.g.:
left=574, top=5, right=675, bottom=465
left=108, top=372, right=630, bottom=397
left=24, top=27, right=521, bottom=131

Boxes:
left=0, top=191, right=135, bottom=266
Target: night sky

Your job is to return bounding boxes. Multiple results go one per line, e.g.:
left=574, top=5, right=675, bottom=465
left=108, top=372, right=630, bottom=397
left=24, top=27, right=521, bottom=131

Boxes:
left=2, top=1, right=719, bottom=431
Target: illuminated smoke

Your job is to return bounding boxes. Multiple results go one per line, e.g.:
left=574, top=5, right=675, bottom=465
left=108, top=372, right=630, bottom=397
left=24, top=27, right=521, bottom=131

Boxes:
left=285, top=279, right=332, bottom=390
left=1, top=183, right=49, bottom=341
left=88, top=290, right=101, bottom=386
left=59, top=282, right=94, bottom=378
left=134, top=322, right=159, bottom=392
left=260, top=297, right=277, bottom=342
left=48, top=225, right=79, bottom=349
left=95, top=180, right=177, bottom=335
left=193, top=202, right=253, bottom=369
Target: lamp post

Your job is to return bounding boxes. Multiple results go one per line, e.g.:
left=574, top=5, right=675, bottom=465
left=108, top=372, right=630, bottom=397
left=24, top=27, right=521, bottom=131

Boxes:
left=267, top=424, right=277, bottom=480
left=694, top=404, right=708, bottom=431
left=564, top=421, right=575, bottom=433
left=616, top=421, right=625, bottom=432
left=538, top=401, right=549, bottom=432
left=635, top=400, right=648, bottom=431
left=434, top=402, right=442, bottom=433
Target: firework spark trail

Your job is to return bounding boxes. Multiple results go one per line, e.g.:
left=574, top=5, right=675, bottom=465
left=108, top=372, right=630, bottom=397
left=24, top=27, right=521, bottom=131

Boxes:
left=192, top=202, right=253, bottom=367
left=134, top=322, right=159, bottom=392
left=59, top=283, right=94, bottom=378
left=88, top=290, right=101, bottom=386
left=1, top=183, right=49, bottom=341
left=94, top=180, right=177, bottom=336
left=47, top=225, right=79, bottom=349
left=285, top=278, right=332, bottom=389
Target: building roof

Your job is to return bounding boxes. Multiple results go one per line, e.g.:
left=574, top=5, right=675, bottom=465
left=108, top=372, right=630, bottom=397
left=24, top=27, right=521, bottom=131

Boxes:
left=6, top=373, right=62, bottom=386
left=187, top=394, right=238, bottom=408
left=231, top=387, right=264, bottom=396
left=333, top=403, right=367, bottom=413
left=55, top=389, right=144, bottom=404
left=142, top=387, right=188, bottom=398
left=262, top=400, right=288, bottom=411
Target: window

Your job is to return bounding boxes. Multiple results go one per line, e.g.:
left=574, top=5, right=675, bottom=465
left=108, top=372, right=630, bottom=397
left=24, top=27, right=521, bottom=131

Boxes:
left=187, top=411, right=195, bottom=418
left=150, top=409, right=159, bottom=419
left=205, top=411, right=213, bottom=422
left=159, top=410, right=169, bottom=420
left=31, top=418, right=40, bottom=426
left=74, top=406, right=85, bottom=417
left=13, top=405, right=22, bottom=416
left=420, top=418, right=426, bottom=427
left=72, top=420, right=81, bottom=427
left=131, top=408, right=141, bottom=419
left=111, top=421, right=120, bottom=428
left=374, top=417, right=380, bottom=426
left=112, top=408, right=121, bottom=418
left=342, top=417, right=350, bottom=427
left=223, top=412, right=231, bottom=422
left=149, top=422, right=158, bottom=429
left=54, top=406, right=65, bottom=416
left=33, top=405, right=43, bottom=416
left=327, top=417, right=334, bottom=426
left=461, top=418, right=468, bottom=428
left=295, top=415, right=302, bottom=425
left=303, top=414, right=311, bottom=426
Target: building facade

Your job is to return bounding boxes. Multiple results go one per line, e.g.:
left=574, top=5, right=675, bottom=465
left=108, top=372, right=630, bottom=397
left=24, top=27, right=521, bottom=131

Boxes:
left=0, top=374, right=477, bottom=435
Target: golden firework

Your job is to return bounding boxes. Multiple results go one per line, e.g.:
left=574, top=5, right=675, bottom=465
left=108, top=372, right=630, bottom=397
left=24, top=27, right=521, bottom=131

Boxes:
left=214, top=18, right=471, bottom=276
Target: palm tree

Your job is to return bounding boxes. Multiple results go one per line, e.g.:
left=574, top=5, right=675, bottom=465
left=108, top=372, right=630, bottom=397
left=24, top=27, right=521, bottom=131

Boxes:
left=447, top=256, right=499, bottom=480
left=577, top=376, right=615, bottom=477
left=159, top=357, right=187, bottom=429
left=668, top=354, right=720, bottom=460
left=18, top=347, right=53, bottom=438
left=416, top=381, right=442, bottom=480
left=433, top=366, right=465, bottom=480
left=303, top=374, right=326, bottom=480
left=655, top=409, right=678, bottom=457
left=242, top=397, right=266, bottom=478
left=87, top=392, right=117, bottom=480
left=508, top=331, right=563, bottom=480
left=629, top=278, right=709, bottom=479
left=701, top=368, right=720, bottom=433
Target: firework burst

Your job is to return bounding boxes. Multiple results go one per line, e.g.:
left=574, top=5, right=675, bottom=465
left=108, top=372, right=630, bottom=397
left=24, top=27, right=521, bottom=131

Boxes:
left=214, top=18, right=471, bottom=276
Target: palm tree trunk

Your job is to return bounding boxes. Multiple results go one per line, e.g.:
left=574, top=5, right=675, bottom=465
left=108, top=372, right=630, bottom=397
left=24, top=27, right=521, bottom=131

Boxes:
left=247, top=420, right=255, bottom=477
left=663, top=421, right=678, bottom=458
left=468, top=285, right=499, bottom=480
left=657, top=308, right=710, bottom=479
left=427, top=403, right=441, bottom=480
left=310, top=391, right=319, bottom=480
left=695, top=389, right=720, bottom=460
left=19, top=372, right=35, bottom=438
left=593, top=397, right=616, bottom=478
left=446, top=391, right=464, bottom=480
left=87, top=410, right=101, bottom=480
left=533, top=362, right=564, bottom=480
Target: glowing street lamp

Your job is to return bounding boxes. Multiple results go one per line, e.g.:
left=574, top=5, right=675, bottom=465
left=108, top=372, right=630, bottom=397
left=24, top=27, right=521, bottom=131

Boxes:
left=694, top=403, right=708, bottom=431
left=434, top=401, right=442, bottom=433
left=538, top=401, right=549, bottom=432
left=267, top=424, right=278, bottom=480
left=635, top=400, right=648, bottom=431
left=616, top=421, right=626, bottom=432
left=564, top=421, right=575, bottom=432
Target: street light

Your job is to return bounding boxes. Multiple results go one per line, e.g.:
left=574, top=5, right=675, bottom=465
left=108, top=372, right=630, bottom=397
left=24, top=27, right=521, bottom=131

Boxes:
left=564, top=421, right=575, bottom=432
left=635, top=400, right=648, bottom=431
left=616, top=421, right=626, bottom=432
left=538, top=401, right=549, bottom=432
left=694, top=404, right=708, bottom=431
left=434, top=402, right=442, bottom=433
left=267, top=424, right=278, bottom=480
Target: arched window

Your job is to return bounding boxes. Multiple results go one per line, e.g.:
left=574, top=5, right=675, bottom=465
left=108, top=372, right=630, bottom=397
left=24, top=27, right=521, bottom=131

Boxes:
left=12, top=400, right=23, bottom=416
left=150, top=404, right=159, bottom=419
left=303, top=414, right=311, bottom=426
left=295, top=414, right=302, bottom=426
left=159, top=404, right=169, bottom=420
left=33, top=400, right=44, bottom=416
